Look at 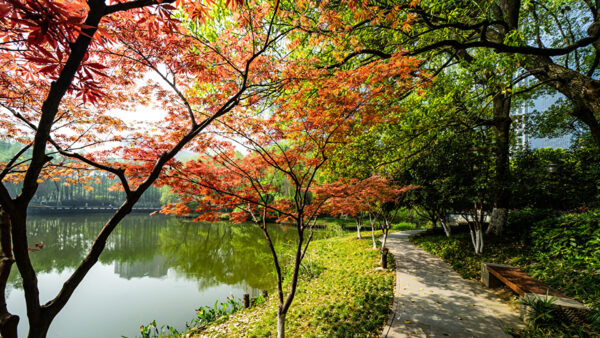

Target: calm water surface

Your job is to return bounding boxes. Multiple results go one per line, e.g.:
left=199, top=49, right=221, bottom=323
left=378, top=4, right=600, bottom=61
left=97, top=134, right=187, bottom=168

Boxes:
left=7, top=213, right=308, bottom=338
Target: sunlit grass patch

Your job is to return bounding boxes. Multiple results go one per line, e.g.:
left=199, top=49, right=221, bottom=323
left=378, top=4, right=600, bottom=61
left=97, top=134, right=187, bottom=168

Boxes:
left=197, top=233, right=394, bottom=337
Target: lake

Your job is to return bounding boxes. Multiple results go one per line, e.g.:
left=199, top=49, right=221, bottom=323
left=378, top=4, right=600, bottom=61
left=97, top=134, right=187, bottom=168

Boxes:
left=7, top=213, right=312, bottom=337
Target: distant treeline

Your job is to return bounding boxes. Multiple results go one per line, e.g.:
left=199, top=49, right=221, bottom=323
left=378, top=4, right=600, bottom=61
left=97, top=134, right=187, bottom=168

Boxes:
left=1, top=141, right=176, bottom=209
left=4, top=175, right=170, bottom=209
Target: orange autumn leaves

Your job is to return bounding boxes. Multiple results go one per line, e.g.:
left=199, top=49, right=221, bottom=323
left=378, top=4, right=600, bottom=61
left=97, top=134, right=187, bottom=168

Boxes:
left=1, top=0, right=283, bottom=189
left=318, top=176, right=418, bottom=218
left=0, top=0, right=244, bottom=122
left=1, top=0, right=424, bottom=221
left=154, top=1, right=425, bottom=224
left=160, top=53, right=422, bottom=223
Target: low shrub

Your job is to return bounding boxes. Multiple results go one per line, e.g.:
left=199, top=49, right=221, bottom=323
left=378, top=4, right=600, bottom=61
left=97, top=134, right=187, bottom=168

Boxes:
left=139, top=297, right=243, bottom=337
left=518, top=293, right=557, bottom=328
left=525, top=209, right=600, bottom=306
left=505, top=208, right=556, bottom=237
left=390, top=222, right=418, bottom=231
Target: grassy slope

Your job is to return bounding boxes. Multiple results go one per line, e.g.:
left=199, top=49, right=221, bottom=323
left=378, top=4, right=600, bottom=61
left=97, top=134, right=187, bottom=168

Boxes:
left=197, top=234, right=394, bottom=337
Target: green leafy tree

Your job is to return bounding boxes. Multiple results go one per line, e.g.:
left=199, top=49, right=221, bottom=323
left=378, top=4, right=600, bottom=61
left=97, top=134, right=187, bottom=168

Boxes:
left=511, top=140, right=600, bottom=210
left=301, top=0, right=600, bottom=236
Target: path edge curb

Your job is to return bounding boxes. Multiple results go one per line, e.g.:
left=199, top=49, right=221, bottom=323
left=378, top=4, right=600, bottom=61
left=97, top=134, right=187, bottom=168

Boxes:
left=381, top=229, right=426, bottom=338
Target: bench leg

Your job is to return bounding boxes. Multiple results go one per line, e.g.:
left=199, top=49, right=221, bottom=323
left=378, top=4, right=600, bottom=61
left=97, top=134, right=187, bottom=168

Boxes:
left=481, top=263, right=503, bottom=288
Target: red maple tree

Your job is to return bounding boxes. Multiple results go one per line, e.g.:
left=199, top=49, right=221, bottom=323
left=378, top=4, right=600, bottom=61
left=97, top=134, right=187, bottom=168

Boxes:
left=159, top=33, right=421, bottom=335
left=321, top=176, right=416, bottom=251
left=0, top=0, right=283, bottom=336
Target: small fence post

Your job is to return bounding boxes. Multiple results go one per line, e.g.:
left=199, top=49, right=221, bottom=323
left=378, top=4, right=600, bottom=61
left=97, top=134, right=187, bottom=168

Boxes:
left=381, top=247, right=389, bottom=269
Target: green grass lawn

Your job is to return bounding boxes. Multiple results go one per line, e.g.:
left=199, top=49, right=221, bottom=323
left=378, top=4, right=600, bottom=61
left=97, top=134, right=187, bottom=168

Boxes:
left=315, top=216, right=419, bottom=232
left=195, top=233, right=395, bottom=337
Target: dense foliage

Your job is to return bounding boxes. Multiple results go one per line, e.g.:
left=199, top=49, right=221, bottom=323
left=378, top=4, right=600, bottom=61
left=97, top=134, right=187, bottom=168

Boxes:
left=1, top=0, right=600, bottom=336
left=510, top=146, right=600, bottom=210
left=0, top=0, right=297, bottom=335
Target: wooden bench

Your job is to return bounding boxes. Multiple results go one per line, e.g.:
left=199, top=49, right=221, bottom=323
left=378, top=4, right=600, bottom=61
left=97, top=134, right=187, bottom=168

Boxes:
left=481, top=262, right=590, bottom=324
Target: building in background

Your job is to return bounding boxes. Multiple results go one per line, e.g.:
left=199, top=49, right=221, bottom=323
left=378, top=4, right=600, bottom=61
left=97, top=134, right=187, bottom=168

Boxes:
left=511, top=101, right=529, bottom=152
left=511, top=95, right=571, bottom=153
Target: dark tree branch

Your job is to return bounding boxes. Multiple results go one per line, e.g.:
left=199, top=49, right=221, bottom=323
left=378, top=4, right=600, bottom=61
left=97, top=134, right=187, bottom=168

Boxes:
left=49, top=143, right=132, bottom=197
left=10, top=1, right=109, bottom=333
left=41, top=0, right=285, bottom=321
left=0, top=143, right=32, bottom=181
left=104, top=0, right=175, bottom=15
left=406, top=36, right=600, bottom=57
left=324, top=49, right=392, bottom=69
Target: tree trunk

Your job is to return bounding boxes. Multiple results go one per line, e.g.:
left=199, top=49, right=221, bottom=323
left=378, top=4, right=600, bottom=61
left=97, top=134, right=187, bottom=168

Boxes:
left=468, top=225, right=484, bottom=254
left=264, top=215, right=307, bottom=338
left=378, top=220, right=390, bottom=264
left=476, top=227, right=480, bottom=254
left=0, top=2, right=108, bottom=335
left=440, top=218, right=451, bottom=238
left=483, top=1, right=519, bottom=237
left=0, top=209, right=18, bottom=338
left=469, top=225, right=476, bottom=251
left=475, top=227, right=484, bottom=254
left=487, top=93, right=512, bottom=236
left=478, top=228, right=484, bottom=253
left=370, top=226, right=376, bottom=249
left=277, top=311, right=286, bottom=338
left=467, top=205, right=486, bottom=254
left=369, top=213, right=377, bottom=249
left=13, top=210, right=52, bottom=338
left=489, top=208, right=508, bottom=235
left=380, top=247, right=389, bottom=269
left=0, top=313, right=18, bottom=338
left=27, top=318, right=52, bottom=338
left=435, top=210, right=451, bottom=237
left=381, top=225, right=388, bottom=249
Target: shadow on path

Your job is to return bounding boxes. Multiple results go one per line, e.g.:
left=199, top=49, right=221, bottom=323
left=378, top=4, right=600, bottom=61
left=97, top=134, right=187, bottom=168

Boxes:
left=382, top=230, right=522, bottom=338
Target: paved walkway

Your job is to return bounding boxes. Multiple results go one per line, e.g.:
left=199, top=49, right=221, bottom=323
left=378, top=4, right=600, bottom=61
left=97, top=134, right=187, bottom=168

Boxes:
left=382, top=230, right=523, bottom=337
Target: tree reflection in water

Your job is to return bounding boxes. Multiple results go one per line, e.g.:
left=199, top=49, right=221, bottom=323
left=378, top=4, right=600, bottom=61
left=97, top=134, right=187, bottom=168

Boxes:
left=9, top=213, right=310, bottom=292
